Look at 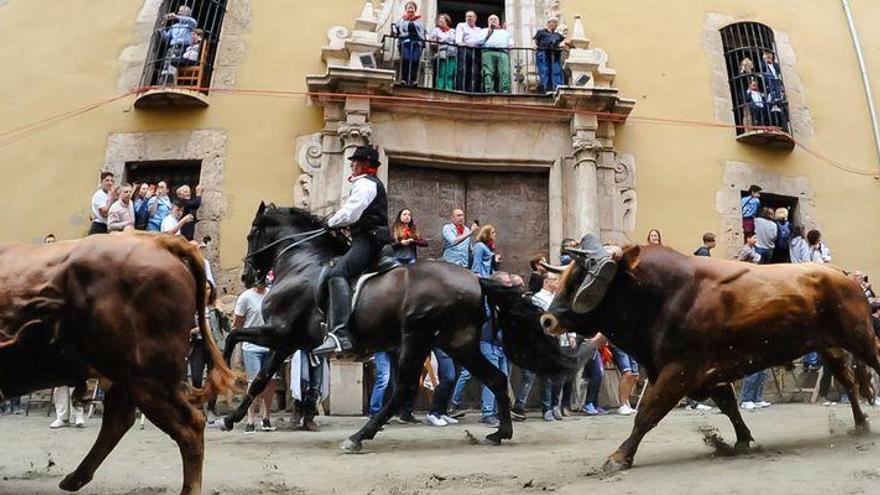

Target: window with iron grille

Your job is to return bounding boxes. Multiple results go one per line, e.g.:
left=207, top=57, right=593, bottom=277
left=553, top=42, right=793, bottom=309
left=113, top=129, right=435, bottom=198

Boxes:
left=139, top=0, right=227, bottom=93
left=720, top=22, right=791, bottom=138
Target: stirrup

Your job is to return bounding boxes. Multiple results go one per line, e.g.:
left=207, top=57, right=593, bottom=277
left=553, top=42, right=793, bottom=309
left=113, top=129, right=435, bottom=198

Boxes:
left=312, top=334, right=342, bottom=355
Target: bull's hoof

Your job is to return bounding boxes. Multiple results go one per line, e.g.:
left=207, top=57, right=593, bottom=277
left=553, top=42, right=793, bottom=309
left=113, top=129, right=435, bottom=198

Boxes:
left=220, top=417, right=234, bottom=432
left=484, top=432, right=504, bottom=445
left=58, top=473, right=90, bottom=492
left=851, top=423, right=871, bottom=436
left=341, top=438, right=363, bottom=453
left=601, top=456, right=631, bottom=473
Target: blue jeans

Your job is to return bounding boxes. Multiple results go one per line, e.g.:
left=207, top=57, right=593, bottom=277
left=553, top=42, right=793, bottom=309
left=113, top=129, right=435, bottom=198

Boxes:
left=399, top=42, right=423, bottom=85
left=480, top=342, right=509, bottom=419
left=583, top=350, right=604, bottom=406
left=740, top=370, right=767, bottom=403
left=803, top=352, right=819, bottom=368
left=243, top=349, right=271, bottom=382
left=755, top=247, right=772, bottom=264
left=540, top=376, right=562, bottom=413
left=450, top=367, right=471, bottom=408
left=429, top=349, right=456, bottom=417
left=369, top=352, right=392, bottom=416
left=536, top=50, right=563, bottom=91
left=514, top=368, right=536, bottom=410
left=612, top=348, right=640, bottom=376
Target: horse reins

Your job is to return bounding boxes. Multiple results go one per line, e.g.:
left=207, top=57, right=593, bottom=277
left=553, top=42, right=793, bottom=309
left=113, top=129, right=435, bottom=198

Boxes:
left=243, top=228, right=327, bottom=261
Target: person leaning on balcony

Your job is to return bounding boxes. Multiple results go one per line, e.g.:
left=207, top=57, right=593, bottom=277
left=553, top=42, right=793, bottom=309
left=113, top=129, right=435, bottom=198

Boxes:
left=480, top=15, right=514, bottom=93
left=172, top=30, right=203, bottom=68
left=391, top=1, right=425, bottom=86
left=533, top=17, right=567, bottom=93
left=431, top=13, right=457, bottom=90
left=455, top=10, right=483, bottom=92
left=162, top=5, right=197, bottom=48
left=745, top=78, right=768, bottom=127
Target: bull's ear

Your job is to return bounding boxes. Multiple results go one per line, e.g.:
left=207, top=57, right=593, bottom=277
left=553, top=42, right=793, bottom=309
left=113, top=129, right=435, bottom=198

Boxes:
left=618, top=245, right=642, bottom=271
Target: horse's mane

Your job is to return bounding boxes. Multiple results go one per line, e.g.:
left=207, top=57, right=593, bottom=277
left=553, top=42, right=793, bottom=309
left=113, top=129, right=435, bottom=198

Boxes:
left=261, top=206, right=349, bottom=254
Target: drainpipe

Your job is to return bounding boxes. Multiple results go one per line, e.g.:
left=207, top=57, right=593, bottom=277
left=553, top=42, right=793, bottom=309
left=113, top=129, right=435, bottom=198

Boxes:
left=842, top=0, right=880, bottom=167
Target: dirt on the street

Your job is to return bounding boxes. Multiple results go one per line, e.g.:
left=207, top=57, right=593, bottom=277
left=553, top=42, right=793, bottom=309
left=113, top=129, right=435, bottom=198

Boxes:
left=2, top=403, right=879, bottom=495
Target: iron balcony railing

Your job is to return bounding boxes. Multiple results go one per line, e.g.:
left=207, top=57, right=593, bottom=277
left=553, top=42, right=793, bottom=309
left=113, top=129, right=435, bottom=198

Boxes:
left=379, top=35, right=567, bottom=95
left=138, top=0, right=227, bottom=93
left=720, top=22, right=792, bottom=136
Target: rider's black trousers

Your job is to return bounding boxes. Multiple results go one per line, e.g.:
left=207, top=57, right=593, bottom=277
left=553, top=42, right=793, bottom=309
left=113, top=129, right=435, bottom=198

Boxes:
left=330, top=232, right=384, bottom=280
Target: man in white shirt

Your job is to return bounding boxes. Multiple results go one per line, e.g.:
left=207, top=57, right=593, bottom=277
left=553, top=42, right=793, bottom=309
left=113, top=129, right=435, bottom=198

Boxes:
left=480, top=15, right=514, bottom=93
left=234, top=279, right=276, bottom=434
left=107, top=184, right=135, bottom=232
left=160, top=202, right=194, bottom=236
left=455, top=10, right=483, bottom=92
left=313, top=145, right=391, bottom=355
left=88, top=172, right=115, bottom=235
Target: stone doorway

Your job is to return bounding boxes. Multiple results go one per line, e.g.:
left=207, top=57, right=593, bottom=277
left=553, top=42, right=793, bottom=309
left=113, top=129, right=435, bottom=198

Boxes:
left=388, top=164, right=549, bottom=275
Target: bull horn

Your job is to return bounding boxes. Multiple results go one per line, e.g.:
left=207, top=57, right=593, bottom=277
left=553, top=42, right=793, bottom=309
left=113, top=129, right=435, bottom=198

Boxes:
left=564, top=247, right=588, bottom=257
left=539, top=261, right=566, bottom=273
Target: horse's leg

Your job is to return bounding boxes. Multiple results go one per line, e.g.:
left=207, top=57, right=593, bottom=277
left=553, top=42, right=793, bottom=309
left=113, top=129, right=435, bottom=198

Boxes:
left=342, top=334, right=430, bottom=452
left=58, top=384, right=136, bottom=492
left=445, top=336, right=514, bottom=445
left=603, top=364, right=688, bottom=472
left=707, top=382, right=755, bottom=452
left=222, top=350, right=288, bottom=431
left=223, top=325, right=286, bottom=364
left=819, top=349, right=869, bottom=432
left=133, top=381, right=206, bottom=495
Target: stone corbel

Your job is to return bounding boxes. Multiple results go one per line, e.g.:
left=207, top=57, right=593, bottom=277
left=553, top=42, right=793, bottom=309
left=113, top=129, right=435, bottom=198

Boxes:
left=294, top=133, right=323, bottom=209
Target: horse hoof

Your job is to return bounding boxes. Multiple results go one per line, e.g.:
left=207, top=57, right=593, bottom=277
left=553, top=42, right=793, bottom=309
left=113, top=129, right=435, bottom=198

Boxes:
left=341, top=438, right=363, bottom=453
left=601, top=457, right=630, bottom=473
left=734, top=441, right=752, bottom=454
left=851, top=424, right=871, bottom=436
left=220, top=417, right=234, bottom=432
left=59, top=473, right=90, bottom=492
left=484, top=432, right=503, bottom=446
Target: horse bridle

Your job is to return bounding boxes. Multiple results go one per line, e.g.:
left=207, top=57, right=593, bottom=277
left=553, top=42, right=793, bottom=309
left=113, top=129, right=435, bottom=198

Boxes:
left=242, top=228, right=329, bottom=278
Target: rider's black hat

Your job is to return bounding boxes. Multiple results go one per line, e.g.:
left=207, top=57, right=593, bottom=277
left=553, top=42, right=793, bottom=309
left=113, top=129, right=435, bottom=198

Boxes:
left=349, top=145, right=381, bottom=167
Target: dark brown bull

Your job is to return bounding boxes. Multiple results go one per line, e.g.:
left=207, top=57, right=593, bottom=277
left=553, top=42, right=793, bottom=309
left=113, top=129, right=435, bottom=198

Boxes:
left=0, top=233, right=237, bottom=495
left=540, top=244, right=880, bottom=471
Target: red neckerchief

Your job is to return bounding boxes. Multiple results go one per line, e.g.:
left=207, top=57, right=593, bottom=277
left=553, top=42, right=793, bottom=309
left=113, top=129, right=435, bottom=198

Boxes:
left=402, top=226, right=413, bottom=240
left=439, top=26, right=451, bottom=32
left=487, top=240, right=496, bottom=251
left=403, top=13, right=421, bottom=21
left=348, top=168, right=379, bottom=183
left=454, top=224, right=465, bottom=235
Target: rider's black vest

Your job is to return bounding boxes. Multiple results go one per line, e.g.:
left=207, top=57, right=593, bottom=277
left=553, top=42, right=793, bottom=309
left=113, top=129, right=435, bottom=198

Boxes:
left=351, top=175, right=390, bottom=243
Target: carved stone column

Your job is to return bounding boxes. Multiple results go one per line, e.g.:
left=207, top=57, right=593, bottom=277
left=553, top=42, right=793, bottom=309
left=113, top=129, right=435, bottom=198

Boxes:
left=570, top=112, right=601, bottom=237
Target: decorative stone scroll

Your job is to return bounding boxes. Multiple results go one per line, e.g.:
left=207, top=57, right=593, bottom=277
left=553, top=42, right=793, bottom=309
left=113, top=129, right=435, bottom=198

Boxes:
left=294, top=133, right=323, bottom=209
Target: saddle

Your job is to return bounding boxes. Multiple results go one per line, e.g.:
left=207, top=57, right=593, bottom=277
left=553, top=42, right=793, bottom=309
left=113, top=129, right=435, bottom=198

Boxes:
left=314, top=245, right=402, bottom=313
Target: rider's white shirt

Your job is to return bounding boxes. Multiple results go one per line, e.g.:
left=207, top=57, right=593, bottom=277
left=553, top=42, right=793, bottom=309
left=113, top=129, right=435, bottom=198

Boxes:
left=327, top=174, right=377, bottom=228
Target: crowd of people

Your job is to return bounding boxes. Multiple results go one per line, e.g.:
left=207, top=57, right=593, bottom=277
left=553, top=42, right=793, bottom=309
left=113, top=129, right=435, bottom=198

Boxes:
left=392, top=3, right=568, bottom=94
left=741, top=51, right=787, bottom=129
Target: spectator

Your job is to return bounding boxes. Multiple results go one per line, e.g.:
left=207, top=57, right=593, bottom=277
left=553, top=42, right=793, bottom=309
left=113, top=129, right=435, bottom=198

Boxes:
left=290, top=351, right=327, bottom=431
left=441, top=208, right=477, bottom=267
left=772, top=208, right=791, bottom=263
left=745, top=79, right=767, bottom=127
left=558, top=238, right=578, bottom=265
left=431, top=14, right=457, bottom=90
left=647, top=229, right=662, bottom=245
left=612, top=346, right=640, bottom=416
left=528, top=254, right=548, bottom=293
left=480, top=15, right=513, bottom=93
left=455, top=10, right=483, bottom=92
left=558, top=332, right=580, bottom=417
left=234, top=277, right=276, bottom=434
left=580, top=333, right=608, bottom=416
left=189, top=239, right=215, bottom=286
left=787, top=225, right=809, bottom=264
left=161, top=202, right=195, bottom=236
left=367, top=351, right=419, bottom=423
left=189, top=281, right=230, bottom=424
left=807, top=229, right=832, bottom=263
left=471, top=224, right=499, bottom=278
left=160, top=5, right=197, bottom=82
left=391, top=208, right=428, bottom=263
left=88, top=171, right=115, bottom=235
left=107, top=184, right=135, bottom=232
left=44, top=233, right=56, bottom=244
left=534, top=17, right=566, bottom=92
left=425, top=349, right=459, bottom=426
left=147, top=181, right=173, bottom=231
left=754, top=207, right=777, bottom=264
left=172, top=29, right=203, bottom=68
left=392, top=2, right=425, bottom=86
left=49, top=387, right=85, bottom=429
left=854, top=272, right=875, bottom=300
left=761, top=52, right=784, bottom=110
left=176, top=184, right=203, bottom=241
left=532, top=271, right=565, bottom=421
left=740, top=185, right=762, bottom=234
left=131, top=183, right=151, bottom=230
left=741, top=366, right=772, bottom=411
left=693, top=232, right=716, bottom=256
left=739, top=57, right=754, bottom=75
left=737, top=231, right=762, bottom=263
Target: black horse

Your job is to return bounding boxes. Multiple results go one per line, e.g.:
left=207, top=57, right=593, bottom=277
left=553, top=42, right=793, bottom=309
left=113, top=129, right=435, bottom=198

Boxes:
left=222, top=203, right=574, bottom=451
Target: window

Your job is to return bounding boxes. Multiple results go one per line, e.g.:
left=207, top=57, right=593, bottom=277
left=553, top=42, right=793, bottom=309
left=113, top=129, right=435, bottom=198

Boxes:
left=437, top=0, right=505, bottom=27
left=720, top=22, right=792, bottom=143
left=139, top=0, right=228, bottom=93
left=125, top=160, right=202, bottom=203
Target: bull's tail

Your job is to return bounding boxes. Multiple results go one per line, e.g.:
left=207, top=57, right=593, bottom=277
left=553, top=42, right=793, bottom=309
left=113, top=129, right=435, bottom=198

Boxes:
left=479, top=279, right=577, bottom=377
left=156, top=236, right=241, bottom=404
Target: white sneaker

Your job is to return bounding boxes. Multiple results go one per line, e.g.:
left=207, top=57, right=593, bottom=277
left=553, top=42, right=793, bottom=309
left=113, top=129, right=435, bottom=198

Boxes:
left=823, top=401, right=836, bottom=407
left=74, top=411, right=85, bottom=428
left=618, top=404, right=635, bottom=416
left=439, top=415, right=459, bottom=425
left=755, top=401, right=771, bottom=408
left=741, top=401, right=756, bottom=410
left=543, top=410, right=556, bottom=421
left=425, top=414, right=447, bottom=427
left=49, top=419, right=68, bottom=429
left=694, top=404, right=713, bottom=412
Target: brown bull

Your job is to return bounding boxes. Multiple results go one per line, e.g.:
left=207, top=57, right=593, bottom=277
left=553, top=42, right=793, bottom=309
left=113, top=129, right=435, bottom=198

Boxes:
left=540, top=244, right=880, bottom=471
left=0, top=233, right=237, bottom=495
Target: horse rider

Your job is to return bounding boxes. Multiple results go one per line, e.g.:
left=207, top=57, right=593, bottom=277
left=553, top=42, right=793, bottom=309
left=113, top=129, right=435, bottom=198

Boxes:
left=313, top=145, right=391, bottom=354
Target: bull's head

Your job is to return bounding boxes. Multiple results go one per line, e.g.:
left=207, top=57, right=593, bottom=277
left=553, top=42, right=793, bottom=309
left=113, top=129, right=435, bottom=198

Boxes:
left=539, top=244, right=642, bottom=335
left=242, top=201, right=275, bottom=288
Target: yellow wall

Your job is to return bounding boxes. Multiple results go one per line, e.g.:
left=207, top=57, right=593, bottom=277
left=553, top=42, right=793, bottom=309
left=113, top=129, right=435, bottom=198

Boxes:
left=1, top=0, right=879, bottom=277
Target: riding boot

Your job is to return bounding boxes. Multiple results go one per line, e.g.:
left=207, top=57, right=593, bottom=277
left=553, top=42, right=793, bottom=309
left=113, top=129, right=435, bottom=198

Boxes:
left=572, top=234, right=618, bottom=314
left=312, top=277, right=354, bottom=355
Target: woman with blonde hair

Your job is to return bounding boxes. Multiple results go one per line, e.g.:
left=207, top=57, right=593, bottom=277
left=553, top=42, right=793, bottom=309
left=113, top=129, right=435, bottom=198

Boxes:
left=471, top=224, right=499, bottom=278
left=772, top=207, right=791, bottom=263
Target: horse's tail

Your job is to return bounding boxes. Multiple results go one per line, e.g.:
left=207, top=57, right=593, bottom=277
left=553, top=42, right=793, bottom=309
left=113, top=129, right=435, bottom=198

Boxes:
left=155, top=235, right=241, bottom=404
left=479, top=278, right=577, bottom=377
